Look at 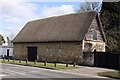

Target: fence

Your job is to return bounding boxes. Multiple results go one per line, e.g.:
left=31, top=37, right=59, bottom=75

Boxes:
left=83, top=52, right=119, bottom=70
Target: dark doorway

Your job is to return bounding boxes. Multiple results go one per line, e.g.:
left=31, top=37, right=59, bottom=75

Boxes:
left=27, top=46, right=37, bottom=61
left=7, top=49, right=9, bottom=57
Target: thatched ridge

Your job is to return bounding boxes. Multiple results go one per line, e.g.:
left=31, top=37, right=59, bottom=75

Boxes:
left=13, top=11, right=99, bottom=43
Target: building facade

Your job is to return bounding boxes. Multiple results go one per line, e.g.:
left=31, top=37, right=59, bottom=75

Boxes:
left=0, top=37, right=13, bottom=58
left=13, top=11, right=106, bottom=64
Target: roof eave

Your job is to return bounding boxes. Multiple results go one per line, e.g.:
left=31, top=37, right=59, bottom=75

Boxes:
left=96, top=14, right=107, bottom=43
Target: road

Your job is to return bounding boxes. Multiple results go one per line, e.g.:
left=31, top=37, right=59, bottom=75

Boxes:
left=0, top=63, right=112, bottom=80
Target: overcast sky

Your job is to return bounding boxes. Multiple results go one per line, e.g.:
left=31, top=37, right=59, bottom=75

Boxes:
left=0, top=0, right=102, bottom=41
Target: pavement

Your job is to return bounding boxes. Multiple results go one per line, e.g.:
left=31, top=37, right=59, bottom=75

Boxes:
left=0, top=63, right=117, bottom=80
left=60, top=65, right=116, bottom=77
left=0, top=63, right=100, bottom=78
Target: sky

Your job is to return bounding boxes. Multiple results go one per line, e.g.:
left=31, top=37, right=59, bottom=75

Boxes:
left=0, top=0, right=103, bottom=41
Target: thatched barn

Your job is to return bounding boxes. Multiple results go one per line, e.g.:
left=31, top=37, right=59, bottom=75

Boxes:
left=12, top=11, right=106, bottom=65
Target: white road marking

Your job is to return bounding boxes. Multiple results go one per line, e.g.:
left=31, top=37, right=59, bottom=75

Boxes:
left=3, top=69, right=27, bottom=76
left=0, top=74, right=6, bottom=76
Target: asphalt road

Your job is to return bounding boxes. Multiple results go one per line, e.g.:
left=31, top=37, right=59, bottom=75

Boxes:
left=0, top=63, right=112, bottom=80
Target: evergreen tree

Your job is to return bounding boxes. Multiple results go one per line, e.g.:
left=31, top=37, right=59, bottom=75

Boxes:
left=100, top=2, right=119, bottom=52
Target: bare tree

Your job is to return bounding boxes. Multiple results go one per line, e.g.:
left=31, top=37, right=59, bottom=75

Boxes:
left=9, top=33, right=15, bottom=40
left=77, top=1, right=102, bottom=12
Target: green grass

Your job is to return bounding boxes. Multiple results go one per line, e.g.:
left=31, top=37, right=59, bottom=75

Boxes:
left=98, top=71, right=120, bottom=79
left=0, top=59, right=78, bottom=70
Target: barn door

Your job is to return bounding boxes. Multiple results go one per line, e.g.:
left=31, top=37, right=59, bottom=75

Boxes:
left=27, top=46, right=37, bottom=61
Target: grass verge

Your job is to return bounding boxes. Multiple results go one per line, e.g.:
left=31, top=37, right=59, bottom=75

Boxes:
left=98, top=71, right=120, bottom=79
left=0, top=59, right=78, bottom=70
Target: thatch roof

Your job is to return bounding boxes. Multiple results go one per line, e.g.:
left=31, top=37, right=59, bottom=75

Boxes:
left=13, top=11, right=105, bottom=43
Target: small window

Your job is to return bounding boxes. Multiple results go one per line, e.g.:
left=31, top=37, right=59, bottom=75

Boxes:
left=93, top=33, right=97, bottom=40
left=86, top=32, right=98, bottom=40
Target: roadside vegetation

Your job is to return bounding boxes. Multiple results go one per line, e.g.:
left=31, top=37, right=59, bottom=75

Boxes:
left=0, top=59, right=79, bottom=70
left=0, top=34, right=5, bottom=45
left=98, top=71, right=120, bottom=79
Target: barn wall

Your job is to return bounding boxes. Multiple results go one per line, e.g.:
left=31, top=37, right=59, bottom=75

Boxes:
left=13, top=42, right=83, bottom=64
left=83, top=18, right=106, bottom=52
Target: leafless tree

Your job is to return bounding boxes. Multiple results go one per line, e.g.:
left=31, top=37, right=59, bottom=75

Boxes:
left=77, top=1, right=102, bottom=12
